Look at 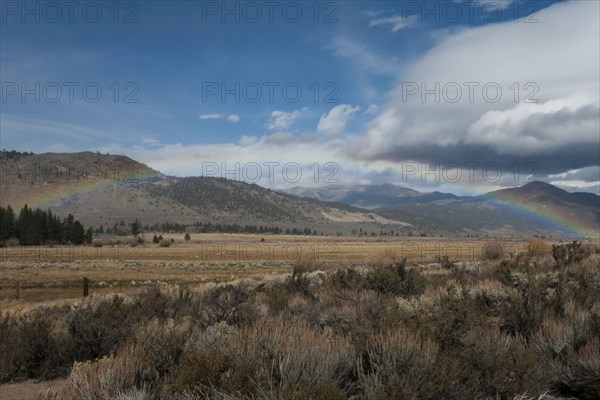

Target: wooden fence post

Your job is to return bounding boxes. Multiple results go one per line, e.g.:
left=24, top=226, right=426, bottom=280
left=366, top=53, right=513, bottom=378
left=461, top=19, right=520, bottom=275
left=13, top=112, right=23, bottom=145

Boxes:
left=83, top=277, right=89, bottom=297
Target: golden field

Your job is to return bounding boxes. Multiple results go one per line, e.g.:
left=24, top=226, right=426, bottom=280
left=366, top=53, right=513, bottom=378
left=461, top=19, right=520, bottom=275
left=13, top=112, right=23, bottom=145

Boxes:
left=0, top=234, right=591, bottom=309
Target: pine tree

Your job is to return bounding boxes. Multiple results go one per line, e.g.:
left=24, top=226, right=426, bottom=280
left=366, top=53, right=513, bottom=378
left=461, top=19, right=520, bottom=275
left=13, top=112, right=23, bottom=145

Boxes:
left=84, top=228, right=93, bottom=244
left=131, top=219, right=141, bottom=236
left=70, top=221, right=85, bottom=244
left=0, top=206, right=15, bottom=241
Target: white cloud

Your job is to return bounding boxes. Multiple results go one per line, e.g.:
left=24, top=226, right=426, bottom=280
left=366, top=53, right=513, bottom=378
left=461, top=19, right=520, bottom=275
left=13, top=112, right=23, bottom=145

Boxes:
left=366, top=104, right=378, bottom=115
left=267, top=109, right=305, bottom=131
left=350, top=0, right=600, bottom=174
left=198, top=114, right=222, bottom=120
left=199, top=113, right=240, bottom=122
left=368, top=14, right=416, bottom=32
left=317, top=104, right=360, bottom=135
left=474, top=0, right=516, bottom=10
left=238, top=135, right=258, bottom=145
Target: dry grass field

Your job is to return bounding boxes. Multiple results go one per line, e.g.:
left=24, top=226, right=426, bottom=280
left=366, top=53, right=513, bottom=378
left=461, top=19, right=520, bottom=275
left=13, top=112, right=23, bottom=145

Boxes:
left=1, top=235, right=599, bottom=399
left=0, top=234, right=553, bottom=309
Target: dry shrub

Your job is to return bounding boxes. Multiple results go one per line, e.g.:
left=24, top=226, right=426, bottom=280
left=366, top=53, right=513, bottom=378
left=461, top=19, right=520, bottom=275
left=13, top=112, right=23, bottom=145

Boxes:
left=0, top=307, right=73, bottom=382
left=174, top=317, right=353, bottom=399
left=159, top=239, right=171, bottom=247
left=552, top=241, right=590, bottom=266
left=198, top=284, right=256, bottom=328
left=230, top=317, right=353, bottom=398
left=358, top=328, right=438, bottom=399
left=553, top=338, right=600, bottom=400
left=132, top=318, right=192, bottom=379
left=483, top=242, right=505, bottom=260
left=451, top=327, right=548, bottom=398
left=57, top=344, right=150, bottom=400
left=471, top=279, right=520, bottom=317
left=366, top=259, right=427, bottom=297
left=527, top=238, right=550, bottom=258
left=285, top=256, right=321, bottom=295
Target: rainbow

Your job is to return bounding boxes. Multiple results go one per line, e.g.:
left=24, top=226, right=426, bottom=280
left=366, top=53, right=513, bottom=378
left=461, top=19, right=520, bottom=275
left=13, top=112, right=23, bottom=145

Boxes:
left=350, top=164, right=597, bottom=238
left=479, top=189, right=595, bottom=238
left=25, top=167, right=162, bottom=211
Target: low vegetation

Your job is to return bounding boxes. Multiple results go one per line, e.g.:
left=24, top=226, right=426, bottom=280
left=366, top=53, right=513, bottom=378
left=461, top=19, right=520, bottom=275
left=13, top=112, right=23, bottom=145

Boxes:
left=1, top=242, right=599, bottom=399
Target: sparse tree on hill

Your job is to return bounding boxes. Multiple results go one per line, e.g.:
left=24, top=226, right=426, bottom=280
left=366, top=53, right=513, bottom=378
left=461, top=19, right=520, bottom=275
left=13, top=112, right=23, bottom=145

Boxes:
left=131, top=219, right=141, bottom=236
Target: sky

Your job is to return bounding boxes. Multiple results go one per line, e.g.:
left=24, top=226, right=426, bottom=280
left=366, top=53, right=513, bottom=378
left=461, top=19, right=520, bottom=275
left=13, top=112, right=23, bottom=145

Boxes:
left=1, top=0, right=599, bottom=195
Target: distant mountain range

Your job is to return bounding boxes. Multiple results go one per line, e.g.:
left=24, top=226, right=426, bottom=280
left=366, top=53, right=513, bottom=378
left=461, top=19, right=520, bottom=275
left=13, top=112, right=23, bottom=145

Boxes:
left=285, top=181, right=599, bottom=237
left=284, top=184, right=462, bottom=209
left=1, top=152, right=598, bottom=237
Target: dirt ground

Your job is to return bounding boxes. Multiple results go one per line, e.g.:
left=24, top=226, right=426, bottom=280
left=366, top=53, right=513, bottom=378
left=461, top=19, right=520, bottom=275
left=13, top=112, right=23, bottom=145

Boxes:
left=0, top=379, right=66, bottom=400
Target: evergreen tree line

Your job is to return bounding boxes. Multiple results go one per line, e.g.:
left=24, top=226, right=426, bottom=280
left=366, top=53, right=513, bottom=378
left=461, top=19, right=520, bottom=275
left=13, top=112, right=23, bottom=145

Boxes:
left=0, top=205, right=92, bottom=245
left=138, top=221, right=289, bottom=235
left=95, top=220, right=318, bottom=236
left=195, top=222, right=286, bottom=234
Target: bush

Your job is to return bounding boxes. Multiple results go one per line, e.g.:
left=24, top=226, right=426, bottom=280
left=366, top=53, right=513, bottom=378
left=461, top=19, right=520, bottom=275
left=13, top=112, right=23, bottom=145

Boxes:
left=0, top=307, right=73, bottom=382
left=483, top=242, right=504, bottom=260
left=285, top=257, right=317, bottom=295
left=159, top=239, right=171, bottom=247
left=527, top=238, right=549, bottom=258
left=553, top=338, right=600, bottom=400
left=57, top=344, right=151, bottom=400
left=12, top=255, right=600, bottom=399
left=365, top=259, right=426, bottom=298
left=552, top=241, right=590, bottom=266
left=436, top=255, right=456, bottom=269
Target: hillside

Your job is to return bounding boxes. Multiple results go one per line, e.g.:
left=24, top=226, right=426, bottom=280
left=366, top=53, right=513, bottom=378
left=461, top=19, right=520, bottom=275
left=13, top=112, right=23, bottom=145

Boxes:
left=2, top=152, right=598, bottom=237
left=376, top=182, right=600, bottom=237
left=0, top=152, right=404, bottom=233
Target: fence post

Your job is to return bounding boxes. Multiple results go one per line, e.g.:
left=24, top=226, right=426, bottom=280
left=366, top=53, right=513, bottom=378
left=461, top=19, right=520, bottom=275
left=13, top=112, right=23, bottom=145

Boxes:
left=83, top=277, right=89, bottom=297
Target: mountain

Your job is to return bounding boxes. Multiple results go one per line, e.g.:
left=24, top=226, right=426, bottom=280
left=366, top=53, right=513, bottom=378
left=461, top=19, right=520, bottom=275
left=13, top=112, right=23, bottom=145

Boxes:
left=286, top=181, right=599, bottom=237
left=376, top=181, right=600, bottom=237
left=484, top=181, right=600, bottom=210
left=283, top=183, right=457, bottom=209
left=0, top=152, right=404, bottom=233
left=1, top=152, right=597, bottom=237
